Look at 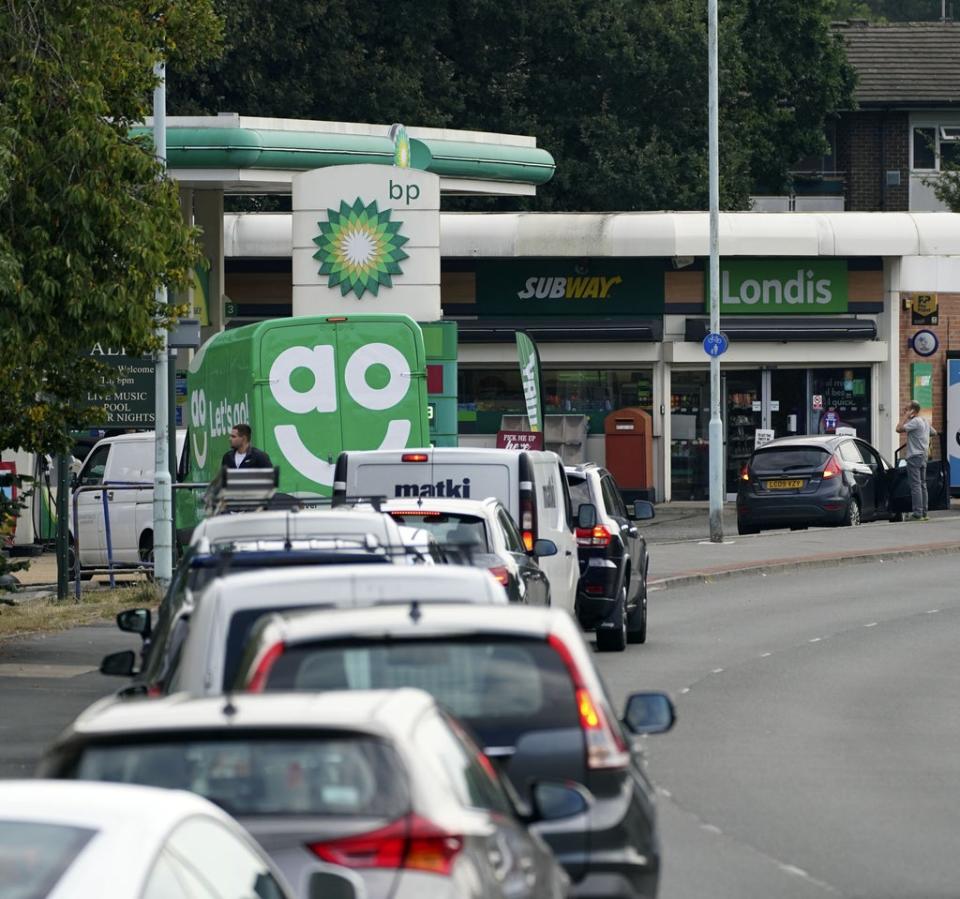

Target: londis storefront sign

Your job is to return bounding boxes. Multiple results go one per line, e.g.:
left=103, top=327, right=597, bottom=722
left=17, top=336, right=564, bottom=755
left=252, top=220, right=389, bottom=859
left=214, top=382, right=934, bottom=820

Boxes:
left=474, top=260, right=664, bottom=317
left=186, top=315, right=429, bottom=498
left=706, top=260, right=848, bottom=314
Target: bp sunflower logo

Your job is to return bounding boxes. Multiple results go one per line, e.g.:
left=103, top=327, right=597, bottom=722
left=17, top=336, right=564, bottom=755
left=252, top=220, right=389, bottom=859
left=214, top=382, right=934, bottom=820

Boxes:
left=312, top=198, right=409, bottom=298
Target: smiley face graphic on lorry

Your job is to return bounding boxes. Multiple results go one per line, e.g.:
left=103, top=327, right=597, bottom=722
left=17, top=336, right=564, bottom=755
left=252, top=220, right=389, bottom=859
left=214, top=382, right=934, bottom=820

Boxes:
left=187, top=315, right=429, bottom=497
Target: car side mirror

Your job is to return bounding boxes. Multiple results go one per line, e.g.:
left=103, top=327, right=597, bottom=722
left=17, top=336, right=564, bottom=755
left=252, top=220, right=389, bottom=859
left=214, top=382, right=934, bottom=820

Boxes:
left=631, top=500, right=655, bottom=521
left=70, top=473, right=79, bottom=491
left=576, top=503, right=597, bottom=529
left=116, top=608, right=151, bottom=639
left=307, top=869, right=360, bottom=899
left=528, top=780, right=592, bottom=823
left=532, top=538, right=557, bottom=558
left=623, top=691, right=676, bottom=735
left=100, top=650, right=137, bottom=678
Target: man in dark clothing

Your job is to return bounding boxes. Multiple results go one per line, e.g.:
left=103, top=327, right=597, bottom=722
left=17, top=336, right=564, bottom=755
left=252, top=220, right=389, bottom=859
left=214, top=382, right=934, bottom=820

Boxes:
left=221, top=423, right=272, bottom=469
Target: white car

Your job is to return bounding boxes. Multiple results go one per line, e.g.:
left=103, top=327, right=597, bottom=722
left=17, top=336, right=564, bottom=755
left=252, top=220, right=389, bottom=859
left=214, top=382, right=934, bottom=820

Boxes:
left=102, top=563, right=507, bottom=697
left=0, top=779, right=340, bottom=899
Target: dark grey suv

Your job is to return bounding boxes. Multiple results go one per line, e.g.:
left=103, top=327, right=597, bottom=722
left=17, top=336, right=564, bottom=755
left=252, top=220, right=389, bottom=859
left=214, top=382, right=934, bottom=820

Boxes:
left=565, top=464, right=654, bottom=652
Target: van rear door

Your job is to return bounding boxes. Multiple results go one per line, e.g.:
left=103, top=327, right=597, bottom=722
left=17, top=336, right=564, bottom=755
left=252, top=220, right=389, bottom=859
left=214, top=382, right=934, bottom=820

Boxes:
left=529, top=454, right=578, bottom=615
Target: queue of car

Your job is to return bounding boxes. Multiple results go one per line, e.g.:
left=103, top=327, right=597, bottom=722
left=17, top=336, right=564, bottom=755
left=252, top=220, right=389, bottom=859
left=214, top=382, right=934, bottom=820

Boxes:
left=21, top=446, right=677, bottom=899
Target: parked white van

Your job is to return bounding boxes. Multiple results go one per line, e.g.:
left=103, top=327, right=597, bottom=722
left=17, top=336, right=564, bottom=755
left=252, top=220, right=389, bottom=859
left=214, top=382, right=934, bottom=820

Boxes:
left=332, top=447, right=580, bottom=613
left=71, top=430, right=186, bottom=576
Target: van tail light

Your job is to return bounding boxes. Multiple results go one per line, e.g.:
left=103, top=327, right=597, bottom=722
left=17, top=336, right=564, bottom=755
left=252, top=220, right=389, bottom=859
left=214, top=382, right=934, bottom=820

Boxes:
left=740, top=463, right=751, bottom=483
left=488, top=565, right=510, bottom=587
left=547, top=634, right=629, bottom=771
left=822, top=454, right=842, bottom=480
left=245, top=641, right=285, bottom=693
left=519, top=483, right=536, bottom=552
left=308, top=814, right=463, bottom=875
left=576, top=524, right=613, bottom=547
left=402, top=453, right=429, bottom=463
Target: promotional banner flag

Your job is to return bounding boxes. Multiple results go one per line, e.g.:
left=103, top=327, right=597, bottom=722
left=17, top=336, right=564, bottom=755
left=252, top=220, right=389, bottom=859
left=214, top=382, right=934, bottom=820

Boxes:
left=515, top=331, right=544, bottom=433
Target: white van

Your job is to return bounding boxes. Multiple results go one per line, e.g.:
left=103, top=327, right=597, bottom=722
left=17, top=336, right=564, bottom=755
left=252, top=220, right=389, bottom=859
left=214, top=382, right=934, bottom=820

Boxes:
left=72, top=430, right=186, bottom=574
left=332, top=447, right=580, bottom=613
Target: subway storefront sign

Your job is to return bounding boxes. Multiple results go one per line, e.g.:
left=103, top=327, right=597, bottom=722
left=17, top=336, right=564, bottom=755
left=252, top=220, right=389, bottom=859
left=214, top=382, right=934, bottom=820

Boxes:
left=476, top=260, right=664, bottom=316
left=706, top=260, right=848, bottom=314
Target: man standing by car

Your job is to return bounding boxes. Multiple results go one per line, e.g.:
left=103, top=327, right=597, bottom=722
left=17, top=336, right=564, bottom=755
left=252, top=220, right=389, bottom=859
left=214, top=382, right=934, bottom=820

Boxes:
left=896, top=401, right=931, bottom=521
left=221, top=423, right=272, bottom=470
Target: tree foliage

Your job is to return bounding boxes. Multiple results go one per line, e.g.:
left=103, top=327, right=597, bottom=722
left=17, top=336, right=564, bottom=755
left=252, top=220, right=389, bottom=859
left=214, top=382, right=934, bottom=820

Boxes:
left=0, top=0, right=223, bottom=455
left=169, top=0, right=854, bottom=212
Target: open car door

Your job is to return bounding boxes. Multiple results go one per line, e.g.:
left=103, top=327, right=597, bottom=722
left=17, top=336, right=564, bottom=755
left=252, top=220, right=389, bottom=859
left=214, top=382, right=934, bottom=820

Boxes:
left=890, top=432, right=949, bottom=516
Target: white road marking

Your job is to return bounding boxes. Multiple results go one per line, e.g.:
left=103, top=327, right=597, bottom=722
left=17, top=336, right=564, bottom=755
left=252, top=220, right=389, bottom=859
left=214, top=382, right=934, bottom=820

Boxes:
left=760, top=652, right=772, bottom=658
left=809, top=637, right=822, bottom=643
left=680, top=687, right=690, bottom=694
left=926, top=609, right=940, bottom=614
left=780, top=864, right=810, bottom=878
left=712, top=668, right=724, bottom=674
left=864, top=622, right=878, bottom=627
left=701, top=824, right=722, bottom=834
left=0, top=663, right=95, bottom=679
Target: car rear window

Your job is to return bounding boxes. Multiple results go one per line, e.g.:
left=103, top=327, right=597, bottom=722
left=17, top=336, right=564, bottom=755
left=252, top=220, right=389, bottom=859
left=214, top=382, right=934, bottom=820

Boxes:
left=566, top=475, right=592, bottom=511
left=71, top=735, right=408, bottom=819
left=387, top=512, right=489, bottom=551
left=224, top=608, right=303, bottom=690
left=0, top=820, right=96, bottom=898
left=263, top=637, right=580, bottom=746
left=750, top=447, right=831, bottom=474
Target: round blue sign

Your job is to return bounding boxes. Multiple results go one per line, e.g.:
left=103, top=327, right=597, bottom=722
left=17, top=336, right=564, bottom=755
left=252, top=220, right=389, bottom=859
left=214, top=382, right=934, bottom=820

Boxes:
left=703, top=332, right=729, bottom=357
left=911, top=329, right=939, bottom=357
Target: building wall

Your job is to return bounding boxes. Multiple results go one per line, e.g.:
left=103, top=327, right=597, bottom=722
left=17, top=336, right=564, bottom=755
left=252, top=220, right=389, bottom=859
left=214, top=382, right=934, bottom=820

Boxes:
left=838, top=111, right=910, bottom=212
left=899, top=293, right=960, bottom=437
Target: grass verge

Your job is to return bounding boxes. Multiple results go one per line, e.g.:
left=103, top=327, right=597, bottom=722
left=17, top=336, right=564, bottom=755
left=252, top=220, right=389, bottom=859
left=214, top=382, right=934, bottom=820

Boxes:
left=0, top=584, right=161, bottom=642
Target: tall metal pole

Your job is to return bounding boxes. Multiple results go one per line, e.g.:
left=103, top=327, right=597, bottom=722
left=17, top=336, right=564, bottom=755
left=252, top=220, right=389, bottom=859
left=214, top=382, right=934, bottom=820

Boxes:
left=708, top=0, right=724, bottom=542
left=55, top=454, right=70, bottom=600
left=152, top=62, right=173, bottom=589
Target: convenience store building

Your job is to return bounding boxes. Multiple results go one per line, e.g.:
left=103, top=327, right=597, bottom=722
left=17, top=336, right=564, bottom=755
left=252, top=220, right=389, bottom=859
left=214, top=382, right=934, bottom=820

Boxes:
left=228, top=210, right=960, bottom=502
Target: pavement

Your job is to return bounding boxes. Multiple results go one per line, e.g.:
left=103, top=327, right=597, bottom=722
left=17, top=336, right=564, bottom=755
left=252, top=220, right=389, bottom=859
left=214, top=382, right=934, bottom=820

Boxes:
left=5, top=501, right=960, bottom=597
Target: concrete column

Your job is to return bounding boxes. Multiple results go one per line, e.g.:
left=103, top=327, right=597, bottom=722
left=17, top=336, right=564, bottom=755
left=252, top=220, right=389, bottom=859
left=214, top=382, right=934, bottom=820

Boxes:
left=194, top=189, right=225, bottom=341
left=655, top=360, right=672, bottom=502
left=876, top=257, right=901, bottom=460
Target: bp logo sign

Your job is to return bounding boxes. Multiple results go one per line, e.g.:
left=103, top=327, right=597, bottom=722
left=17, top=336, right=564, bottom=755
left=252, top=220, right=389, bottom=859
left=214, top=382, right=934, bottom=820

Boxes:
left=313, top=198, right=409, bottom=298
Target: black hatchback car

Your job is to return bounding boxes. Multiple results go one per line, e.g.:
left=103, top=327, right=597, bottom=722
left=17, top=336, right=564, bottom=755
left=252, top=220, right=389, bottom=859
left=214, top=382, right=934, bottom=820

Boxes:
left=565, top=464, right=654, bottom=652
left=737, top=434, right=947, bottom=535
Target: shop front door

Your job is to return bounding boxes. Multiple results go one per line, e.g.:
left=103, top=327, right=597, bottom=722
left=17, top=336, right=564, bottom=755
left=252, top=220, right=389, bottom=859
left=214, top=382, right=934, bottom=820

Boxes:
left=723, top=371, right=763, bottom=494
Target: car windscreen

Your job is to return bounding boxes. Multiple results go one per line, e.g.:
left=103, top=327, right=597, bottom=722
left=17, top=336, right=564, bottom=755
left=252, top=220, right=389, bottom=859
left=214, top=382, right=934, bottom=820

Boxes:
left=70, top=734, right=408, bottom=819
left=387, top=512, right=489, bottom=551
left=750, top=447, right=831, bottom=474
left=263, top=637, right=580, bottom=747
left=0, top=820, right=96, bottom=898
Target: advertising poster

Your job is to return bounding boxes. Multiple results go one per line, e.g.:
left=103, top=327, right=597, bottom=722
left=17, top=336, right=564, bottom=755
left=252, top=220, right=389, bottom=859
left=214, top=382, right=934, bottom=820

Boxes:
left=947, top=359, right=960, bottom=490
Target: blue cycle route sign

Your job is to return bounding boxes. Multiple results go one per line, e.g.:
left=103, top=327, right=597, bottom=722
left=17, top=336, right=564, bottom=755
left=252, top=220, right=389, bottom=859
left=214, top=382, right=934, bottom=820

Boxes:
left=703, top=332, right=729, bottom=357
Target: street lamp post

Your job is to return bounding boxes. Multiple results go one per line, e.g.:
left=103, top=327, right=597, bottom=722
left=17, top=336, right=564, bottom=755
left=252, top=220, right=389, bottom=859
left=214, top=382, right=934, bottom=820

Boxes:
left=708, top=0, right=724, bottom=543
left=152, top=62, right=173, bottom=590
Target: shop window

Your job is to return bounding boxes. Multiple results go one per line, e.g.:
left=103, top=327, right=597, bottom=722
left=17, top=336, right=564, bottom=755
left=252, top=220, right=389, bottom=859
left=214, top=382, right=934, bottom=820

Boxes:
left=811, top=368, right=871, bottom=439
left=458, top=369, right=653, bottom=435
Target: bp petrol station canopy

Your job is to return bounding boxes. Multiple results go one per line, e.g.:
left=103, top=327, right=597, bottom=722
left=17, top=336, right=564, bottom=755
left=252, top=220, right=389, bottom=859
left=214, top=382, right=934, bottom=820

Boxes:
left=135, top=114, right=555, bottom=197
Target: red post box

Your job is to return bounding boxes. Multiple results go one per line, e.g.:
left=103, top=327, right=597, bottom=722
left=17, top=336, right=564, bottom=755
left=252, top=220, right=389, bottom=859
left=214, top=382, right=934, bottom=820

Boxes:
left=603, top=408, right=654, bottom=499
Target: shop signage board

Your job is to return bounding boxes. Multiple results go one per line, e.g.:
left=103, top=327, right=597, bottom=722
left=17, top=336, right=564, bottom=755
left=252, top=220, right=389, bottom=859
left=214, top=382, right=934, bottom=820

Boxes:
left=705, top=260, right=848, bottom=314
left=86, top=345, right=155, bottom=428
left=947, top=359, right=960, bottom=490
left=496, top=431, right=544, bottom=451
left=475, top=260, right=665, bottom=317
left=754, top=428, right=775, bottom=449
left=911, top=293, right=938, bottom=326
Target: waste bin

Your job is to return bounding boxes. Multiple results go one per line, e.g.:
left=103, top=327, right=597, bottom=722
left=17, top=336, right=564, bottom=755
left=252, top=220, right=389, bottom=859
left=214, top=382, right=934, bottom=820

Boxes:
left=604, top=407, right=654, bottom=501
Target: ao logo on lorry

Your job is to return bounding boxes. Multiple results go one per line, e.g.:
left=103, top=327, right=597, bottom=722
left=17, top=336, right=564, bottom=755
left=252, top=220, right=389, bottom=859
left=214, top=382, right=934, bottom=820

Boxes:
left=190, top=341, right=414, bottom=488
left=269, top=341, right=412, bottom=486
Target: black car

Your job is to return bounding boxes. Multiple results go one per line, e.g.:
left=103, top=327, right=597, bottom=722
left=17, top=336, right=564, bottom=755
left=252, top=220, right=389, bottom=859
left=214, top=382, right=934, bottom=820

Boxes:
left=565, top=464, right=654, bottom=652
left=736, top=433, right=948, bottom=535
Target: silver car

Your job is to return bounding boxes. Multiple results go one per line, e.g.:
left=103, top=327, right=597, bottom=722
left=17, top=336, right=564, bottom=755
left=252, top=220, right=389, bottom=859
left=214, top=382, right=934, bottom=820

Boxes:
left=40, top=690, right=578, bottom=899
left=104, top=563, right=506, bottom=697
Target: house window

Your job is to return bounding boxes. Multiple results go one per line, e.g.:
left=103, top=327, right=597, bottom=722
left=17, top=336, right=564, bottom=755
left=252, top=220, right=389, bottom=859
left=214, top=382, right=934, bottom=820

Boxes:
left=913, top=127, right=936, bottom=170
left=940, top=126, right=960, bottom=168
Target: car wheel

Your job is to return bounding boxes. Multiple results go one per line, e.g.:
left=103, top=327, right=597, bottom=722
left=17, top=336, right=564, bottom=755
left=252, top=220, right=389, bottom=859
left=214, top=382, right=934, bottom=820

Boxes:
left=68, top=543, right=94, bottom=582
left=737, top=520, right=760, bottom=536
left=843, top=498, right=861, bottom=527
left=597, top=585, right=628, bottom=652
left=627, top=566, right=647, bottom=644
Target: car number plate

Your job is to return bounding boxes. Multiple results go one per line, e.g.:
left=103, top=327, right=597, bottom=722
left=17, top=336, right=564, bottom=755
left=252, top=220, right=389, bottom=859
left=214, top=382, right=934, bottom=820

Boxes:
left=766, top=479, right=804, bottom=489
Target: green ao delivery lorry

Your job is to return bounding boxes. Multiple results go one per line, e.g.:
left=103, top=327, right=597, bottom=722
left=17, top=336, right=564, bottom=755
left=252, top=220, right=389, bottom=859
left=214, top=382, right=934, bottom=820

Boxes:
left=183, top=314, right=429, bottom=514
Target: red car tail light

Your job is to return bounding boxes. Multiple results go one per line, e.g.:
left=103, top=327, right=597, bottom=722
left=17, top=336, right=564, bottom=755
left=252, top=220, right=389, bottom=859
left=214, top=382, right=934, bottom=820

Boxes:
left=575, top=524, right=613, bottom=547
left=488, top=565, right=510, bottom=587
left=547, top=633, right=629, bottom=770
left=740, top=463, right=751, bottom=482
left=245, top=641, right=285, bottom=693
left=308, top=814, right=463, bottom=875
left=822, top=454, right=842, bottom=480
